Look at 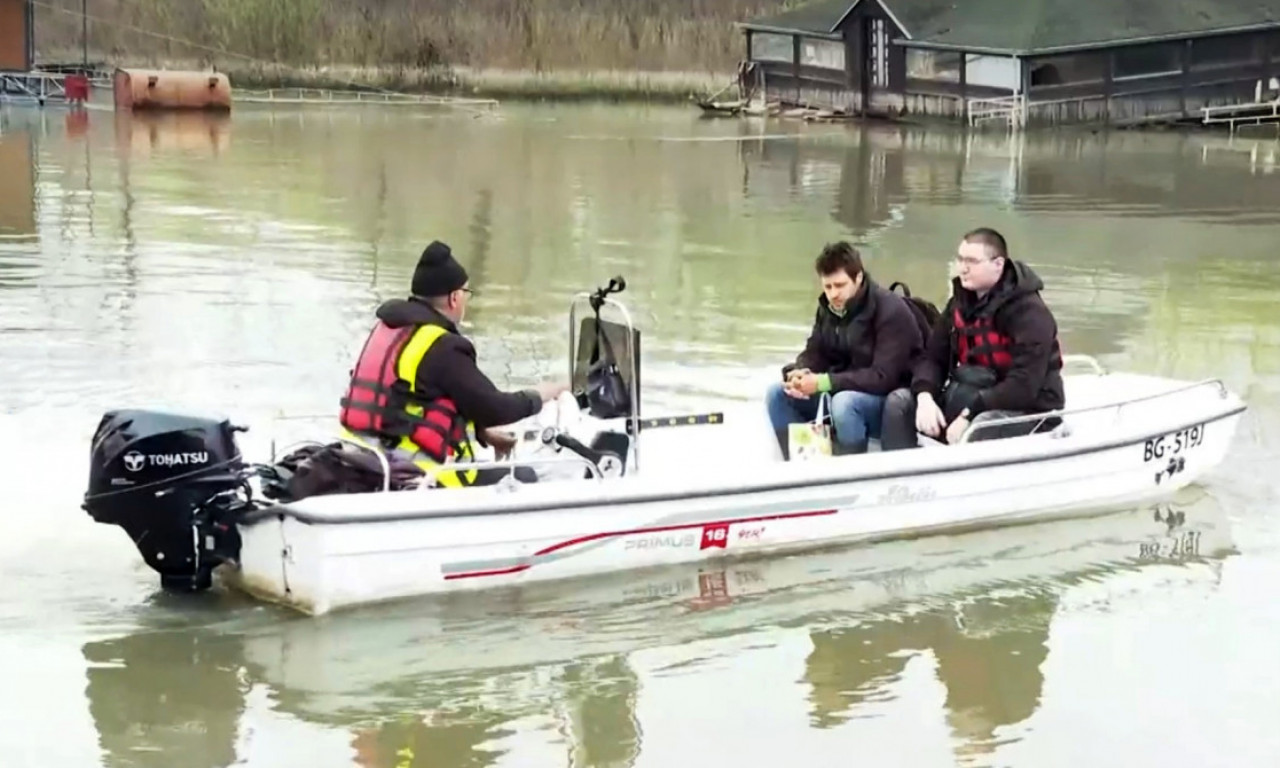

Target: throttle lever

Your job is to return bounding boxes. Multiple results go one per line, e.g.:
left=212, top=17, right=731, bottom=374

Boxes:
left=540, top=427, right=603, bottom=466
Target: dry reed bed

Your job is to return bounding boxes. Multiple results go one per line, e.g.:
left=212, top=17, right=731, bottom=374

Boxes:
left=32, top=0, right=789, bottom=99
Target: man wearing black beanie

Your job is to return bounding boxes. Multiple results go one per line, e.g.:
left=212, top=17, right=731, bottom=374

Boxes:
left=339, top=240, right=568, bottom=486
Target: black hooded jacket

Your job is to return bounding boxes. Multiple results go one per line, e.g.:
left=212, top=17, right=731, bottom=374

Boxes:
left=369, top=298, right=543, bottom=430
left=783, top=277, right=925, bottom=396
left=910, top=260, right=1065, bottom=416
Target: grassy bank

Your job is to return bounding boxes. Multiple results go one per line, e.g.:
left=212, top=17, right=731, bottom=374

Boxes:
left=33, top=0, right=789, bottom=101
left=164, top=60, right=728, bottom=103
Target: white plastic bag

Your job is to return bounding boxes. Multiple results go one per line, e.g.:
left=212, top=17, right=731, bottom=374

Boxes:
left=788, top=392, right=833, bottom=461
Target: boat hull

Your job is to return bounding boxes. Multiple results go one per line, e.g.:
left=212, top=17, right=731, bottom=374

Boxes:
left=225, top=372, right=1245, bottom=615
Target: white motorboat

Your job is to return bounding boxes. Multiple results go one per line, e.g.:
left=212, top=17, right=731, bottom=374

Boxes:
left=81, top=276, right=1248, bottom=616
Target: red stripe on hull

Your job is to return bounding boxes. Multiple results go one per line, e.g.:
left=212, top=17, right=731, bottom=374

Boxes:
left=444, top=564, right=531, bottom=580
left=443, top=508, right=838, bottom=581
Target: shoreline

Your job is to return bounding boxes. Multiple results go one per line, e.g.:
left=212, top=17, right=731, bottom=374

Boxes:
left=41, top=53, right=735, bottom=104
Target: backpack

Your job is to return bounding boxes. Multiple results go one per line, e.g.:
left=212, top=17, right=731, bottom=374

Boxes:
left=888, top=281, right=941, bottom=341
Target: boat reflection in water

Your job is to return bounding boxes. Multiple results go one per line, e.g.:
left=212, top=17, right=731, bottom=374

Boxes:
left=81, top=490, right=1233, bottom=766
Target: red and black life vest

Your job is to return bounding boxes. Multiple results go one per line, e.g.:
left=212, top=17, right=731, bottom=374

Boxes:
left=338, top=322, right=476, bottom=474
left=952, top=306, right=1063, bottom=373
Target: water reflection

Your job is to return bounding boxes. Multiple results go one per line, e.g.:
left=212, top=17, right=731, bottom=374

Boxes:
left=77, top=496, right=1232, bottom=767
left=83, top=628, right=245, bottom=768
left=113, top=110, right=232, bottom=160
left=343, top=691, right=516, bottom=768
left=738, top=124, right=1280, bottom=240
left=800, top=503, right=1225, bottom=765
left=0, top=128, right=36, bottom=244
left=804, top=590, right=1055, bottom=761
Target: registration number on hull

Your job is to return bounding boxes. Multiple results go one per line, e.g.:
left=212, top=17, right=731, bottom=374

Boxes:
left=1143, top=423, right=1205, bottom=463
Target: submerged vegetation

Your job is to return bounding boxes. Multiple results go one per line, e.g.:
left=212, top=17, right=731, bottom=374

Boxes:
left=33, top=0, right=790, bottom=100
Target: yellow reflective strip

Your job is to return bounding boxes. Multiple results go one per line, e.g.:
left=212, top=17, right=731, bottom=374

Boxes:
left=391, top=323, right=478, bottom=486
left=396, top=324, right=448, bottom=392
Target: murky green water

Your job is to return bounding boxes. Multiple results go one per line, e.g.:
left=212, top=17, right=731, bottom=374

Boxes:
left=1, top=101, right=1278, bottom=767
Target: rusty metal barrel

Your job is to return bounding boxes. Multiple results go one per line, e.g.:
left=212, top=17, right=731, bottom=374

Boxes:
left=113, top=68, right=232, bottom=111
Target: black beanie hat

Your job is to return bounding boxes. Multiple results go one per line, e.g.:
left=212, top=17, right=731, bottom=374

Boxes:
left=411, top=240, right=469, bottom=298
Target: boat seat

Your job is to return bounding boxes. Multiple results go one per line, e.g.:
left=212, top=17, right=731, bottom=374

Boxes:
left=910, top=419, right=1069, bottom=448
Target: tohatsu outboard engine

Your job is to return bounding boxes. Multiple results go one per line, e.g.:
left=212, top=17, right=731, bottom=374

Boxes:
left=83, top=408, right=252, bottom=592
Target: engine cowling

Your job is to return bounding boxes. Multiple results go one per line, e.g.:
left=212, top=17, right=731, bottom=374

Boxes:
left=83, top=408, right=249, bottom=591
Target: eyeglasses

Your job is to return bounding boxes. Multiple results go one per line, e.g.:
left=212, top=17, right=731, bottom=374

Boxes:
left=954, top=254, right=999, bottom=268
left=460, top=287, right=475, bottom=297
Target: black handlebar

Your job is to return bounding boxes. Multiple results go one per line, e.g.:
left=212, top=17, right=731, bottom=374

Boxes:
left=553, top=432, right=604, bottom=466
left=588, top=275, right=627, bottom=312
left=541, top=427, right=604, bottom=466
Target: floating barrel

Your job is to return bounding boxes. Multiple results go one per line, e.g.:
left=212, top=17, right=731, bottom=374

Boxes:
left=113, top=68, right=232, bottom=111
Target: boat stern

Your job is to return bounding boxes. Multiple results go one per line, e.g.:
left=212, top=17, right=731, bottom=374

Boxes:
left=226, top=512, right=332, bottom=615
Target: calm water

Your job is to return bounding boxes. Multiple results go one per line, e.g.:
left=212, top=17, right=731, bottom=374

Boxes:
left=1, top=101, right=1278, bottom=768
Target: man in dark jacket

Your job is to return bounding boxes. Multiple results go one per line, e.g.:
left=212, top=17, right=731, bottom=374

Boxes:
left=768, top=241, right=925, bottom=457
left=880, top=228, right=1065, bottom=450
left=340, top=241, right=567, bottom=485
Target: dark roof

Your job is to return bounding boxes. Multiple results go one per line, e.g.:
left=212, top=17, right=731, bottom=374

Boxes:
left=740, top=0, right=1280, bottom=55
left=738, top=0, right=853, bottom=37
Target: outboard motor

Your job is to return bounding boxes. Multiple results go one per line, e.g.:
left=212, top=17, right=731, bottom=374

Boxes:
left=83, top=409, right=251, bottom=592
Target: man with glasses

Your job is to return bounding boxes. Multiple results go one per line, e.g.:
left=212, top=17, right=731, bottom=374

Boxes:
left=339, top=240, right=568, bottom=486
left=880, top=227, right=1065, bottom=450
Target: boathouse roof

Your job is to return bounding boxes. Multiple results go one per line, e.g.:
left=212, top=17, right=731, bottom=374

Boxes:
left=739, top=0, right=1280, bottom=55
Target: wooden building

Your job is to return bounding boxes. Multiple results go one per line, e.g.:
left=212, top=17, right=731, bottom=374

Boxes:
left=737, top=0, right=1280, bottom=128
left=0, top=0, right=34, bottom=72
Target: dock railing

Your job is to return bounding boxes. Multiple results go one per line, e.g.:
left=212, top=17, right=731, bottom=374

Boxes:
left=0, top=68, right=114, bottom=105
left=1201, top=99, right=1280, bottom=134
left=0, top=71, right=74, bottom=104
left=967, top=94, right=1026, bottom=130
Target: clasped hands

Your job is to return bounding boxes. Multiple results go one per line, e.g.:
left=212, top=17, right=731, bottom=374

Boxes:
left=916, top=393, right=971, bottom=444
left=783, top=367, right=820, bottom=398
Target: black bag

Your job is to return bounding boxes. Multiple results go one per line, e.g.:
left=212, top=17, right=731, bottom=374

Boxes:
left=260, top=442, right=424, bottom=502
left=888, top=281, right=942, bottom=341
left=584, top=322, right=631, bottom=419
left=941, top=365, right=998, bottom=424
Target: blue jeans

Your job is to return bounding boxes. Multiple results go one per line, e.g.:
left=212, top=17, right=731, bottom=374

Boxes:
left=765, top=381, right=886, bottom=448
